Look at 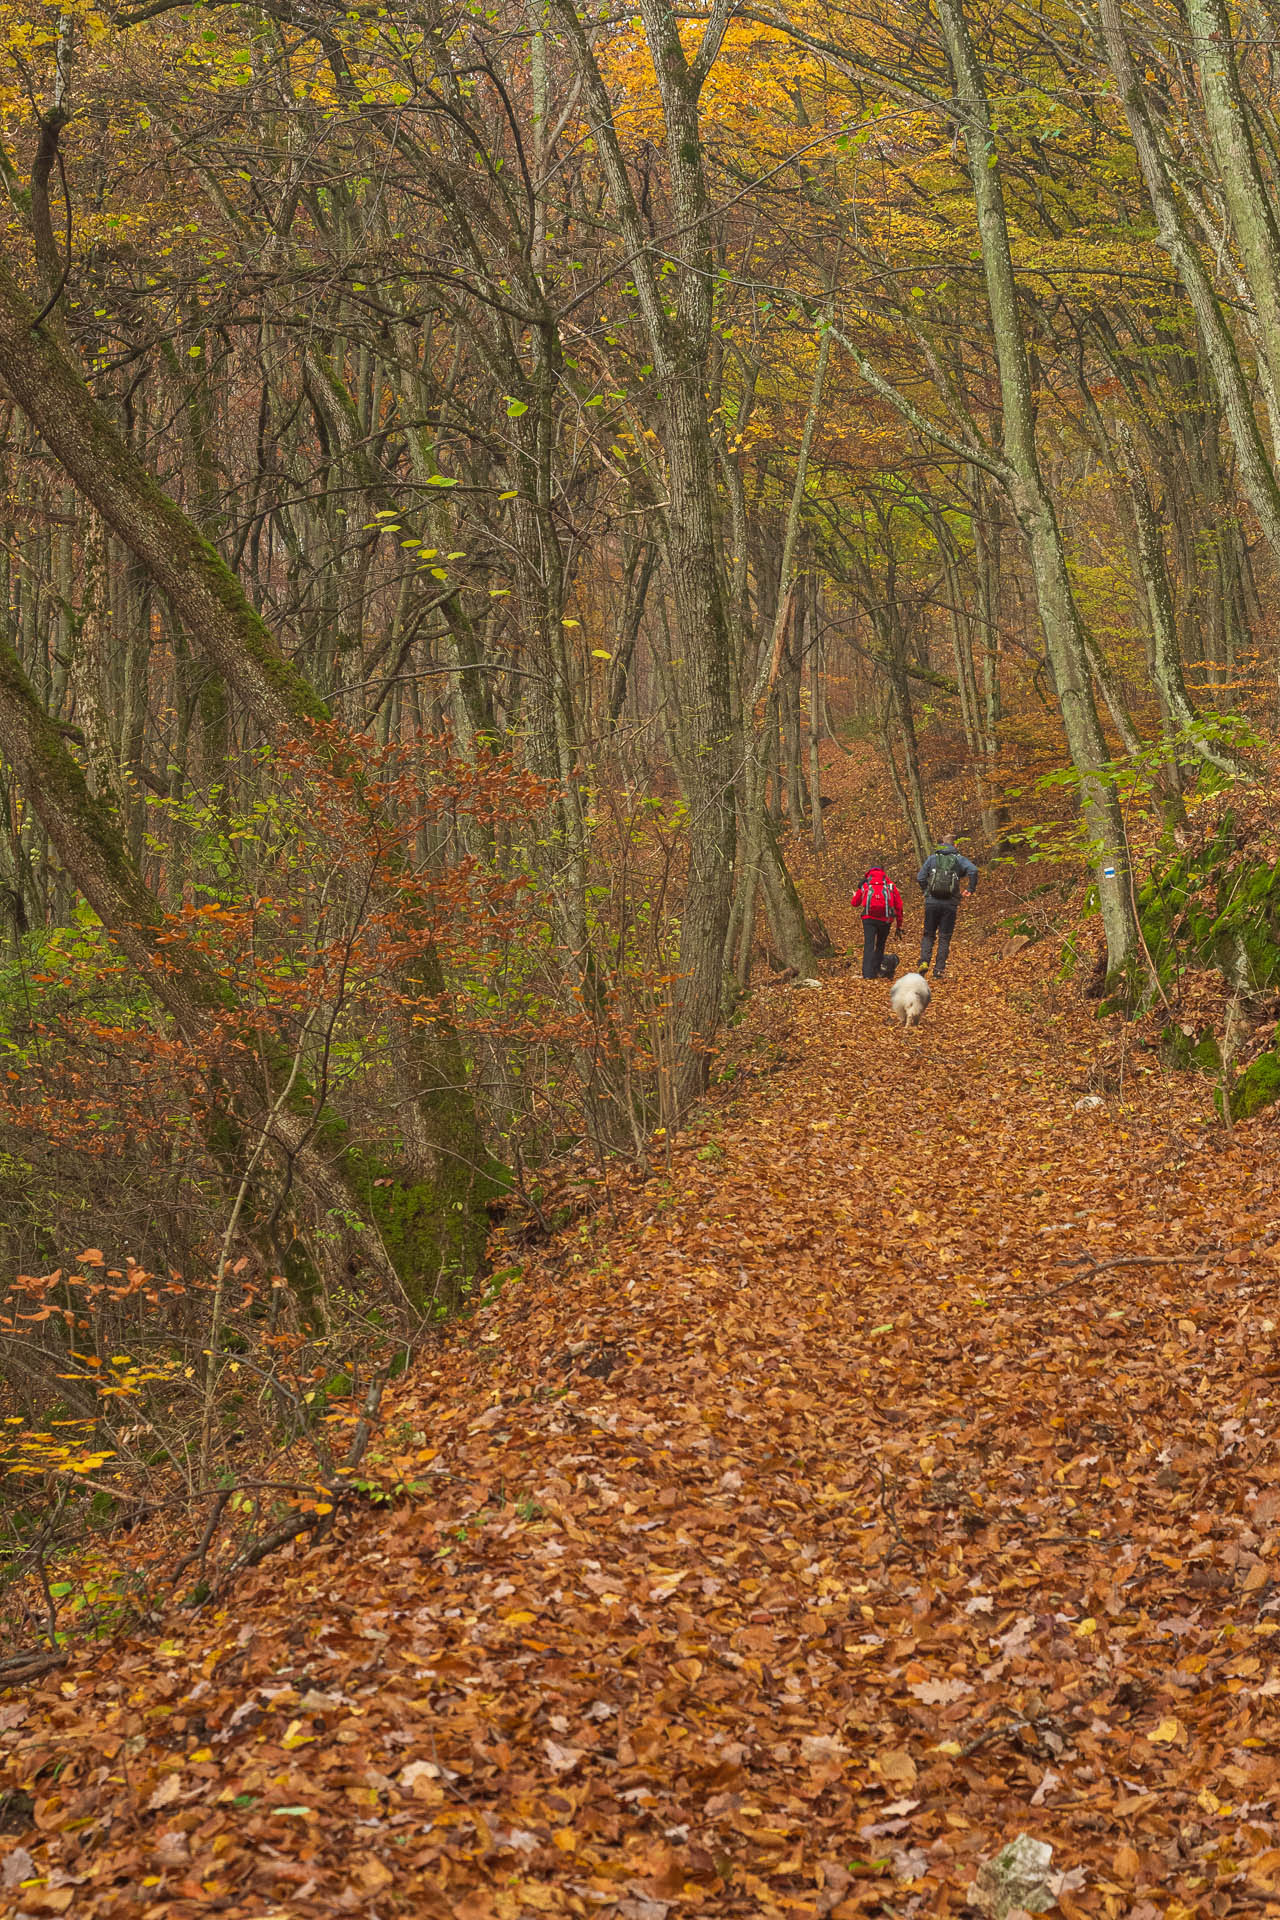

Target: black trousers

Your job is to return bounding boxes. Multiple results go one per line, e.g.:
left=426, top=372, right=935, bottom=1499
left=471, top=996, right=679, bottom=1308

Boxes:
left=862, top=918, right=891, bottom=978
left=921, top=899, right=958, bottom=973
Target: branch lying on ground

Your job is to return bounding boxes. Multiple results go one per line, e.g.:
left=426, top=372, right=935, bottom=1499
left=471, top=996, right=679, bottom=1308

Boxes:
left=209, top=1372, right=390, bottom=1597
left=1042, top=1244, right=1228, bottom=1297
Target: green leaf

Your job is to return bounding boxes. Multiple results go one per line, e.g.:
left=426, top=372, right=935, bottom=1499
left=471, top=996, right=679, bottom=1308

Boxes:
left=506, top=398, right=529, bottom=417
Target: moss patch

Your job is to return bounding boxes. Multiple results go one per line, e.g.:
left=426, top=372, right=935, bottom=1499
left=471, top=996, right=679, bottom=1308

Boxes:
left=1227, top=1047, right=1280, bottom=1121
left=329, top=1130, right=509, bottom=1315
left=1140, top=820, right=1280, bottom=992
left=1141, top=817, right=1280, bottom=1118
left=1161, top=1025, right=1221, bottom=1075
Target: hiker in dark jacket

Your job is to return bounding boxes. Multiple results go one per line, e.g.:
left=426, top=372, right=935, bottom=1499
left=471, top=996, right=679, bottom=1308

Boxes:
left=916, top=839, right=978, bottom=980
left=852, top=865, right=903, bottom=980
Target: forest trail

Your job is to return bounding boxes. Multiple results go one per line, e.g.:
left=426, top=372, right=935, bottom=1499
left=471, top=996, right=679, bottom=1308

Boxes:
left=5, top=817, right=1280, bottom=1918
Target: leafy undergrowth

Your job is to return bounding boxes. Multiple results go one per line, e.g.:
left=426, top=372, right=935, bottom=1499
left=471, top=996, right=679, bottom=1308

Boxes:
left=5, top=754, right=1280, bottom=1918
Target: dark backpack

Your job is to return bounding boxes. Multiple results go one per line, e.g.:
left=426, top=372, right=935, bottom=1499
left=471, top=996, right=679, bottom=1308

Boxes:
left=927, top=850, right=960, bottom=901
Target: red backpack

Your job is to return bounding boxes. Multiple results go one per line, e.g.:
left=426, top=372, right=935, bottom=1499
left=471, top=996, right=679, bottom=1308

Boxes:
left=857, top=869, right=893, bottom=920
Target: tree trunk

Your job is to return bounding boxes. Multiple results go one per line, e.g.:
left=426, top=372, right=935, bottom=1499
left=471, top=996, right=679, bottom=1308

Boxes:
left=1097, top=0, right=1280, bottom=568
left=880, top=616, right=931, bottom=860
left=758, top=808, right=817, bottom=974
left=784, top=613, right=808, bottom=830
left=808, top=572, right=826, bottom=852
left=728, top=325, right=832, bottom=978
left=1185, top=0, right=1280, bottom=427
left=552, top=0, right=737, bottom=1113
left=608, top=539, right=657, bottom=727
left=937, top=0, right=1140, bottom=980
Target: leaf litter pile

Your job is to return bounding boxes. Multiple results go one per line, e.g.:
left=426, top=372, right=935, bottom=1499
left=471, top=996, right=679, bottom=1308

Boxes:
left=6, top=818, right=1280, bottom=1917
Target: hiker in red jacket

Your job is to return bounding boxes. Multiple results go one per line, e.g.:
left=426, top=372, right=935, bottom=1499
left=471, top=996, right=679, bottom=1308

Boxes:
left=852, top=865, right=903, bottom=979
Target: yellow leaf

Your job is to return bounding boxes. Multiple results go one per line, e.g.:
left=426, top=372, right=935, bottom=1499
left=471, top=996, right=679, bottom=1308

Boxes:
left=552, top=1828, right=577, bottom=1852
left=1075, top=1617, right=1098, bottom=1637
left=1150, top=1716, right=1185, bottom=1745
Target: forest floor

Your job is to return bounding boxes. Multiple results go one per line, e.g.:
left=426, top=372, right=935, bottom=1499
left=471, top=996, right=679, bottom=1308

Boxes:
left=5, top=749, right=1280, bottom=1919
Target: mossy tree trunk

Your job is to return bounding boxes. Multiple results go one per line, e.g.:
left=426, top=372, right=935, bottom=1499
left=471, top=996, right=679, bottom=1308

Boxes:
left=1097, top=0, right=1280, bottom=569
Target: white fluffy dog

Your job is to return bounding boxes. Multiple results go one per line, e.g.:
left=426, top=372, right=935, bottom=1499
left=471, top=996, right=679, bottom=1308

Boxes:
left=890, top=971, right=931, bottom=1028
